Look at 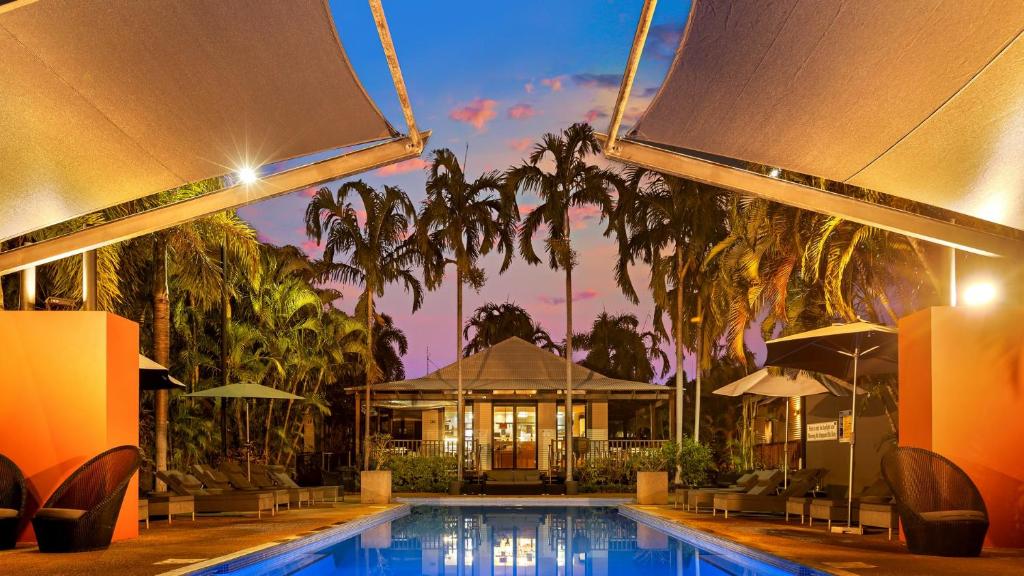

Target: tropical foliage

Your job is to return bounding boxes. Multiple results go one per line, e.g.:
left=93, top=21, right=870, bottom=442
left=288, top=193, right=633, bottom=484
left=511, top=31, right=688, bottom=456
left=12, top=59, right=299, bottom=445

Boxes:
left=462, top=301, right=558, bottom=355
left=574, top=311, right=668, bottom=382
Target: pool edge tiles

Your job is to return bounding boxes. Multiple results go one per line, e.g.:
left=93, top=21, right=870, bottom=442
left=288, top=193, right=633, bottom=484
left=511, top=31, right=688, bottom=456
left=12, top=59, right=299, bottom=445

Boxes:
left=620, top=505, right=834, bottom=576
left=396, top=495, right=632, bottom=506
left=157, top=504, right=411, bottom=576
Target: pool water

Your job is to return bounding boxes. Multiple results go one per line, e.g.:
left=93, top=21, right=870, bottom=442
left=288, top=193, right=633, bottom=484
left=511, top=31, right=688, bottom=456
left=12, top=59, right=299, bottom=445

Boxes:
left=206, top=506, right=821, bottom=576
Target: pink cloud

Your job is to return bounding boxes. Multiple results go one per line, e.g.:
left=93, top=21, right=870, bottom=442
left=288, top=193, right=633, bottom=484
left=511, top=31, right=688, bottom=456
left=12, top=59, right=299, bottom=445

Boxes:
left=540, top=77, right=563, bottom=92
left=300, top=239, right=322, bottom=257
left=569, top=204, right=604, bottom=229
left=376, top=157, right=430, bottom=176
left=449, top=98, right=498, bottom=131
left=537, top=289, right=599, bottom=306
left=507, top=138, right=533, bottom=152
left=583, top=108, right=608, bottom=123
left=524, top=82, right=534, bottom=94
left=507, top=103, right=539, bottom=120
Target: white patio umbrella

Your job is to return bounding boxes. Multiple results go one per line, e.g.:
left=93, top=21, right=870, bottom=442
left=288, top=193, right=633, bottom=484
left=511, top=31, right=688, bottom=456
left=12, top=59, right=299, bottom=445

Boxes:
left=713, top=368, right=837, bottom=486
left=765, top=322, right=898, bottom=532
left=186, top=382, right=303, bottom=480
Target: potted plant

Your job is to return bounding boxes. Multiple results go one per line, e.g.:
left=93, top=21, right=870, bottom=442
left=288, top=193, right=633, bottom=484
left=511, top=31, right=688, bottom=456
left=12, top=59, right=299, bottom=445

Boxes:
left=635, top=441, right=677, bottom=505
left=361, top=434, right=393, bottom=504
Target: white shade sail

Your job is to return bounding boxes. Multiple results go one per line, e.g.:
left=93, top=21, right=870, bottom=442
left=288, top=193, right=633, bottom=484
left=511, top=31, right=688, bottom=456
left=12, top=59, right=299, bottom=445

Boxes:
left=0, top=0, right=395, bottom=242
left=630, top=0, right=1024, bottom=234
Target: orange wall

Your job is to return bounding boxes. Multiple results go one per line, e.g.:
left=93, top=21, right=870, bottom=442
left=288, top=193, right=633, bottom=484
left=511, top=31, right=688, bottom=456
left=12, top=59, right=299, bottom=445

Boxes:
left=0, top=312, right=139, bottom=543
left=899, top=306, right=1024, bottom=548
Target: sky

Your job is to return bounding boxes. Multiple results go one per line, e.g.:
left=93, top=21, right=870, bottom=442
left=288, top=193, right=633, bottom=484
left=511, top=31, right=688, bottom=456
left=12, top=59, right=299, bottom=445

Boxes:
left=236, top=0, right=762, bottom=381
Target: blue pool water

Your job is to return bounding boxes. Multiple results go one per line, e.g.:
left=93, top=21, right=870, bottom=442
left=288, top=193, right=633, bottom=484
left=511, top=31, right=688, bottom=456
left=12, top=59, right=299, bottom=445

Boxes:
left=199, top=506, right=824, bottom=576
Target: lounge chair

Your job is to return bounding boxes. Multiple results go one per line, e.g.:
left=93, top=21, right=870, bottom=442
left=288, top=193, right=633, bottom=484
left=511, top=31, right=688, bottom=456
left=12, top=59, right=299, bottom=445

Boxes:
left=191, top=464, right=232, bottom=490
left=217, top=462, right=291, bottom=510
left=0, top=453, right=27, bottom=550
left=250, top=463, right=311, bottom=508
left=713, top=468, right=825, bottom=518
left=688, top=470, right=783, bottom=513
left=676, top=471, right=758, bottom=509
left=32, top=445, right=140, bottom=552
left=805, top=478, right=892, bottom=531
left=882, top=447, right=988, bottom=557
left=265, top=464, right=342, bottom=504
left=156, top=470, right=275, bottom=518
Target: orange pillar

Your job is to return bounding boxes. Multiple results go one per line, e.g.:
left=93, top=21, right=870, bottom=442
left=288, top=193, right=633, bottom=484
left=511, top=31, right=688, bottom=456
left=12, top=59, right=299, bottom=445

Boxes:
left=899, top=306, right=1024, bottom=548
left=0, top=311, right=139, bottom=543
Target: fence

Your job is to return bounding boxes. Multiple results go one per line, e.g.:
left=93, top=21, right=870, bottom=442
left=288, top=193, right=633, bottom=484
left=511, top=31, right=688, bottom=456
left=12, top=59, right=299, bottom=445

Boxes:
left=548, top=439, right=670, bottom=471
left=752, top=440, right=801, bottom=471
left=384, top=439, right=480, bottom=471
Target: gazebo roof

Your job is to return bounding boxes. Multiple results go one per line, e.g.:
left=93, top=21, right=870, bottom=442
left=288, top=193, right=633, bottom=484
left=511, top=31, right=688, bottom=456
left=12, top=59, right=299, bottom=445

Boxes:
left=361, top=337, right=668, bottom=393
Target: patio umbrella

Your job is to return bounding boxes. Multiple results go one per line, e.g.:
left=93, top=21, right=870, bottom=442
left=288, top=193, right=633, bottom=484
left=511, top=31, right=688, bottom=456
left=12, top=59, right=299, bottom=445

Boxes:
left=139, top=354, right=186, bottom=391
left=713, top=368, right=837, bottom=485
left=765, top=322, right=898, bottom=532
left=186, top=383, right=303, bottom=480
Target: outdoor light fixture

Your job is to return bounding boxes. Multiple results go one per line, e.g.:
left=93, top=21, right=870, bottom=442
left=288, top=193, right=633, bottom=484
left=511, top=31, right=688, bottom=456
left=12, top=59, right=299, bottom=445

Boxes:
left=769, top=167, right=781, bottom=178
left=237, top=166, right=259, bottom=185
left=963, top=280, right=998, bottom=307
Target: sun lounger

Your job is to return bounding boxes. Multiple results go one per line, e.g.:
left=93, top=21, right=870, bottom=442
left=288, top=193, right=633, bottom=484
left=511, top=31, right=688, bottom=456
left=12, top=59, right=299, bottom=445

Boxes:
left=157, top=470, right=275, bottom=518
left=216, top=462, right=291, bottom=510
left=676, top=472, right=758, bottom=509
left=266, top=464, right=343, bottom=504
left=688, top=470, right=783, bottom=513
left=804, top=478, right=892, bottom=530
left=250, top=463, right=312, bottom=507
left=191, top=464, right=233, bottom=490
left=713, top=468, right=825, bottom=518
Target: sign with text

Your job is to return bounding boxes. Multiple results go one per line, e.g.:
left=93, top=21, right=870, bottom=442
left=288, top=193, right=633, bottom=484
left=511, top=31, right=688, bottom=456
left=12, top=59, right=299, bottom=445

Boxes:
left=807, top=421, right=838, bottom=442
left=838, top=410, right=853, bottom=443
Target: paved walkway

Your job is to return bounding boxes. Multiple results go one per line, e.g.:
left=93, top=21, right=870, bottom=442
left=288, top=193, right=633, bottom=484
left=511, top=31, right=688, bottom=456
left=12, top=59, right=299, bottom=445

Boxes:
left=0, top=502, right=397, bottom=576
left=628, top=504, right=1024, bottom=576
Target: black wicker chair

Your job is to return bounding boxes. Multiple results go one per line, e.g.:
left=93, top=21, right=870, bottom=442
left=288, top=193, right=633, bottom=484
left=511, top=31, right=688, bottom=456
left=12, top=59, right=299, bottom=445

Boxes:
left=0, top=453, right=27, bottom=550
left=881, top=446, right=988, bottom=557
left=32, top=445, right=141, bottom=553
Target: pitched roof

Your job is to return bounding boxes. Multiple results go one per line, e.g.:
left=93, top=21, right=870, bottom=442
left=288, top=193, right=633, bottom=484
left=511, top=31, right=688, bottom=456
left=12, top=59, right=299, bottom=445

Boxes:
left=368, top=336, right=668, bottom=392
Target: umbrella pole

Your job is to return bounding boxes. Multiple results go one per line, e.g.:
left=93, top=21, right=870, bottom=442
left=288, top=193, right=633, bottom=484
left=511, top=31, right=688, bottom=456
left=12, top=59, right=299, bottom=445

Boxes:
left=783, top=399, right=788, bottom=487
left=847, top=347, right=859, bottom=528
left=246, top=399, right=251, bottom=482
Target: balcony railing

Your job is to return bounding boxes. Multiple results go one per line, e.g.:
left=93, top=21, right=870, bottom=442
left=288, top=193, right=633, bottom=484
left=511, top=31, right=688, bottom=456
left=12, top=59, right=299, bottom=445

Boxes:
left=383, top=439, right=480, bottom=471
left=548, top=439, right=670, bottom=471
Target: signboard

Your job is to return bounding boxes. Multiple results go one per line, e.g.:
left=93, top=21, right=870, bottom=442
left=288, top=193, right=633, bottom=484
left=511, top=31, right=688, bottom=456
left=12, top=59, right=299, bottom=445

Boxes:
left=807, top=421, right=838, bottom=442
left=838, top=410, right=853, bottom=443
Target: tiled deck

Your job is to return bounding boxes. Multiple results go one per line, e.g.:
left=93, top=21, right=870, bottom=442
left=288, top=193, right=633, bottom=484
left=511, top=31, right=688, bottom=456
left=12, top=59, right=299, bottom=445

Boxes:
left=627, top=504, right=1024, bottom=576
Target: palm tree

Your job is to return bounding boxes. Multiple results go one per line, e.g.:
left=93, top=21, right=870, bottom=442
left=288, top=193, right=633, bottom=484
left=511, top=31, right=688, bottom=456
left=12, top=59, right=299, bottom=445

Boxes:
left=575, top=311, right=668, bottom=382
left=416, top=148, right=517, bottom=482
left=506, top=122, right=623, bottom=484
left=305, top=180, right=423, bottom=470
left=462, top=301, right=558, bottom=355
left=614, top=168, right=728, bottom=444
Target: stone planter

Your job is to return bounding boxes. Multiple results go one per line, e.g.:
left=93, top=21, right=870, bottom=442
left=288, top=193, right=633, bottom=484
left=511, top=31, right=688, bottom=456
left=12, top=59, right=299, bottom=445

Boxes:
left=636, top=470, right=669, bottom=505
left=360, top=470, right=392, bottom=504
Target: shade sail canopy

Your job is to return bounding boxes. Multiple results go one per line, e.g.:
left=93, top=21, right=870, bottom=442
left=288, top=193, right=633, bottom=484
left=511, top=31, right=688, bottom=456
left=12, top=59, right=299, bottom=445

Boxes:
left=712, top=368, right=834, bottom=398
left=363, top=337, right=669, bottom=393
left=186, top=382, right=303, bottom=400
left=139, top=354, right=186, bottom=391
left=765, top=322, right=898, bottom=380
left=630, top=0, right=1024, bottom=234
left=0, top=0, right=394, bottom=242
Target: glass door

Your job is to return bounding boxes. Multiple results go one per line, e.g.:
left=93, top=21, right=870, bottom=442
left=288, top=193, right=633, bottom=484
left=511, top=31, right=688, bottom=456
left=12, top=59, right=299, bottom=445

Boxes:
left=493, top=404, right=537, bottom=469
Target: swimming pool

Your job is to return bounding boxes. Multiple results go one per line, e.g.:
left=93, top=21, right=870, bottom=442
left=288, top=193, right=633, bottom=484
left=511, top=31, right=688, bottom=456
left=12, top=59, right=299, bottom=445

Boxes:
left=190, top=505, right=827, bottom=575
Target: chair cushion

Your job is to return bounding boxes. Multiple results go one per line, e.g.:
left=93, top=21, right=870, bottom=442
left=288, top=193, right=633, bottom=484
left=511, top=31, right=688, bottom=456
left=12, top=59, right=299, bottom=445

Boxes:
left=35, top=507, right=86, bottom=521
left=0, top=508, right=18, bottom=519
left=920, top=509, right=987, bottom=522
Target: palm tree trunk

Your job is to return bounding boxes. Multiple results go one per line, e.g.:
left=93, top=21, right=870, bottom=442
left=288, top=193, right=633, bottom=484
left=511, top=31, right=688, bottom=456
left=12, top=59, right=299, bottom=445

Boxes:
left=694, top=298, right=703, bottom=443
left=152, top=236, right=170, bottom=491
left=673, top=250, right=685, bottom=484
left=364, top=287, right=374, bottom=471
left=263, top=396, right=274, bottom=462
left=220, top=237, right=230, bottom=456
left=564, top=209, right=574, bottom=484
left=456, top=267, right=465, bottom=483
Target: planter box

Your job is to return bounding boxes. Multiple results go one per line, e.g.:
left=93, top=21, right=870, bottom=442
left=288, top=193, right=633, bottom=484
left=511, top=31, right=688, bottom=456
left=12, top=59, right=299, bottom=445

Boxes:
left=360, top=470, right=392, bottom=504
left=636, top=471, right=669, bottom=505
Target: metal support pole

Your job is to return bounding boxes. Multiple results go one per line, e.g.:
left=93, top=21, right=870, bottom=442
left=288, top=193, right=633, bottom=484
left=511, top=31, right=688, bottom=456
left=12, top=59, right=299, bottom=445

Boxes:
left=19, top=266, right=36, bottom=310
left=949, top=246, right=957, bottom=306
left=605, top=0, right=659, bottom=152
left=82, top=250, right=98, bottom=310
left=368, top=0, right=421, bottom=150
left=847, top=348, right=859, bottom=528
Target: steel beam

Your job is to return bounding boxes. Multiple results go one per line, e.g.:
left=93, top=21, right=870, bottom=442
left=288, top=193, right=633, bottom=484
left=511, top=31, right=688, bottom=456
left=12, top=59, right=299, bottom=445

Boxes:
left=0, top=133, right=430, bottom=275
left=598, top=134, right=1023, bottom=258
left=605, top=0, right=658, bottom=152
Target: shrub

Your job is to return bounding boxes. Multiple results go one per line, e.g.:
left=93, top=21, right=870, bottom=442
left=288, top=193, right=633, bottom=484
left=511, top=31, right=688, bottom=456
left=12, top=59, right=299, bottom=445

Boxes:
left=677, top=436, right=714, bottom=487
left=384, top=453, right=457, bottom=492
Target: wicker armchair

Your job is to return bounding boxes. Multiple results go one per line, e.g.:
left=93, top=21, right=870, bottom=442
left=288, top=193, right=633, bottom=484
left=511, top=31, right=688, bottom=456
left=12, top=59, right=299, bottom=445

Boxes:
left=32, top=445, right=141, bottom=553
left=0, top=453, right=27, bottom=550
left=881, top=447, right=988, bottom=557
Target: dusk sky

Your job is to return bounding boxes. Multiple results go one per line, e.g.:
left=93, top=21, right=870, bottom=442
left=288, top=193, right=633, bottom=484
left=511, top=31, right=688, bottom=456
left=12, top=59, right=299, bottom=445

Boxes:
left=236, top=1, right=765, bottom=381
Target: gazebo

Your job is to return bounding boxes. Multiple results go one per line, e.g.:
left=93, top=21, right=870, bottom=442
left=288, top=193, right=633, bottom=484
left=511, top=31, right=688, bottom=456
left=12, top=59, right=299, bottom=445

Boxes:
left=349, top=337, right=672, bottom=473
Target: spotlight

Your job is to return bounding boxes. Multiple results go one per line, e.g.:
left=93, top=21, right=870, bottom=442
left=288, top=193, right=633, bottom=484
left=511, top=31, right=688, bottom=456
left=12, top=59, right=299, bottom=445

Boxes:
left=237, top=166, right=259, bottom=185
left=769, top=167, right=781, bottom=178
left=963, top=281, right=997, bottom=307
